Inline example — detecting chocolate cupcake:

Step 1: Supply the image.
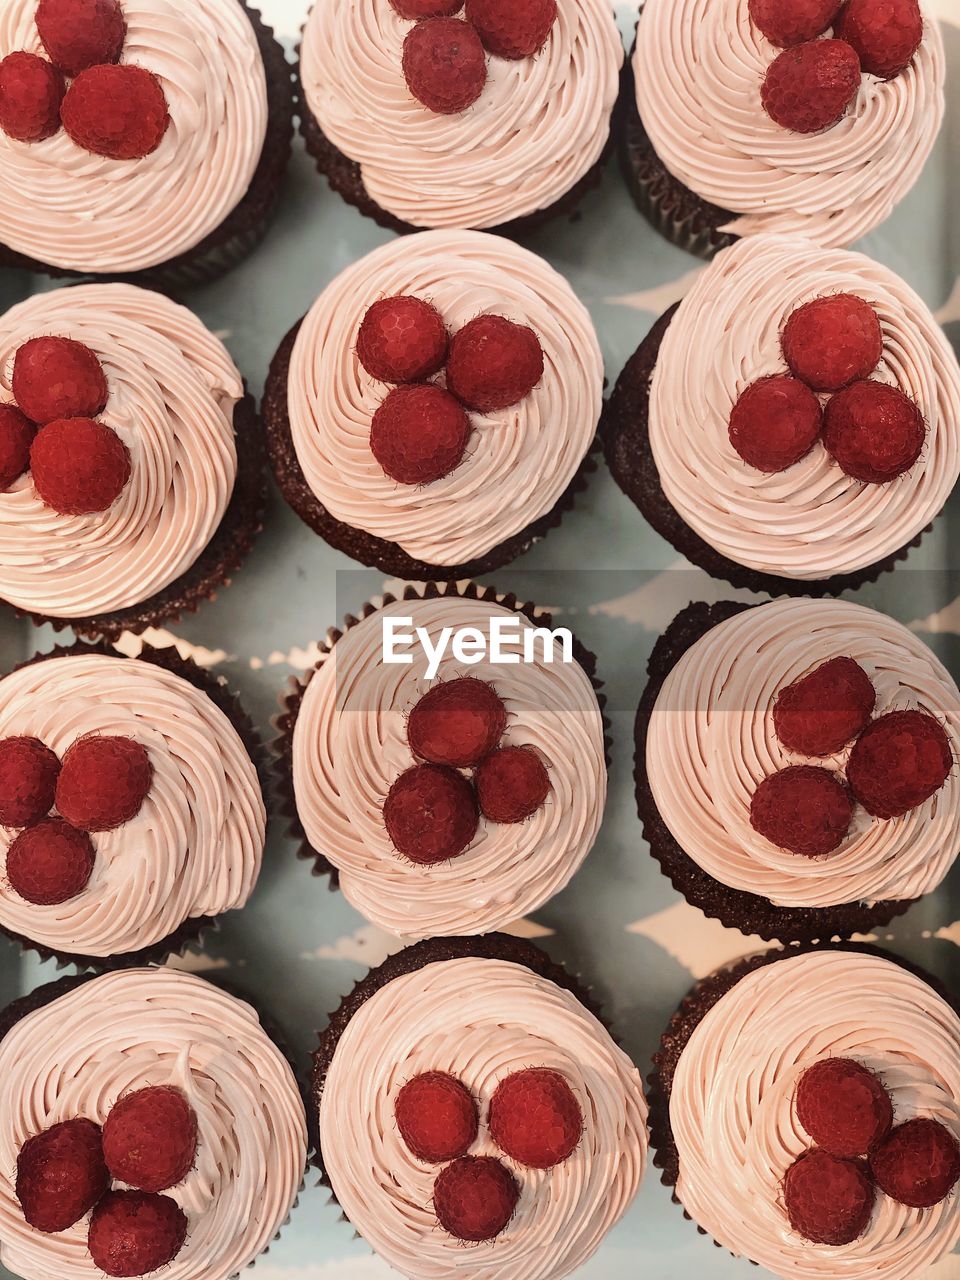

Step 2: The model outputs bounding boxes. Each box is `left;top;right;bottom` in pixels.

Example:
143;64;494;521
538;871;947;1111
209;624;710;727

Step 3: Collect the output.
312;934;648;1280
0;0;293;288
604;235;960;597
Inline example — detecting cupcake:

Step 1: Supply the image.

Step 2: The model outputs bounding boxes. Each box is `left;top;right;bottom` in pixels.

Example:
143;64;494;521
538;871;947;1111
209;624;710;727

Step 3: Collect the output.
604;235;960;596
264;230;603;579
637;597;960;943
0;0;293;287
623;0;945;257
0;966;308;1280
297;0;623;235
0;641;266;968
313;934;648;1280
650;943;960;1279
277;581;608;938
0;282;266;639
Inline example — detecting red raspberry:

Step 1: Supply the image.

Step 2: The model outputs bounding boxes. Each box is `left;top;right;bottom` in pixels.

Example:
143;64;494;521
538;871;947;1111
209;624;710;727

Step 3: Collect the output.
370;384;471;486
383;764;478;865
61;64;169;161
433;1156;519;1242
489;1068;582;1169
0;52;65;143
6;818;95;906
391;0;464;16
446;314;545;413
774;657;876;756
728;375;823;473
102;1087;198;1193
475;746;550;823
30;418;131;516
56;735;152;832
846;709;952;818
870;1118;960;1208
796;1058;893;1157
356;296;449;385
783;1149;874;1245
402;18;487;115
16;1118;109;1234
88;1191;188;1278
782;293;883;391
36;0;126;76
0;736;60;828
823;380;925;484
750;765;853;857
761;39;862;133
0;405;35;491
407;678;507;768
395;1072;478;1163
13;336;108;425
464;0;558;59
748;0;844;47
835;0;924;79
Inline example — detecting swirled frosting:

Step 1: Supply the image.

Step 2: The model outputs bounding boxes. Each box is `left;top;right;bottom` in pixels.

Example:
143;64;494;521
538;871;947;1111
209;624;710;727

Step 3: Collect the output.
293;594;606;936
0;0;268;273
0;284;242;619
634;0;945;247
300;0;622;230
671;950;960;1279
319;956;648;1280
287;231;603;566
0;653;265;956
648;236;960;580
646;598;960;908
0;968;307;1280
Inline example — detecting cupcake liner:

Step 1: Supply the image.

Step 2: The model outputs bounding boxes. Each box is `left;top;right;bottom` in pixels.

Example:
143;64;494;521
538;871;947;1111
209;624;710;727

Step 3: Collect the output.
0;0;294;292
0;637;267;972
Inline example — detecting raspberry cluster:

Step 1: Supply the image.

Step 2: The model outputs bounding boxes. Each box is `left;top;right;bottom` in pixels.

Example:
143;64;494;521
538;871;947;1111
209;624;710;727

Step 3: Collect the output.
0;0;169;159
749;656;953;857
357;296;544;486
783;1056;960;1245
394;1066;583;1242
16;1085;197;1277
729;292;926;484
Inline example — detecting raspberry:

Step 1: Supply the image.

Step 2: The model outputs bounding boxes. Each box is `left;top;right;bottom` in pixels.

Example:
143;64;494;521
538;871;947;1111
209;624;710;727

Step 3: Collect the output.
774;657;876;756
370;384;471;486
402;18;487;115
356;295;449;385
0;405;35;491
748;0;844;47
56;735;152;832
846;709;952;818
0;736;60;827
728;375;823;473
16;1118;109;1234
782;293;883;391
88;1191;188;1278
407;678;507;768
489;1068;582;1169
6;818;95;906
870;1119;960;1208
383;764;478;865
464;0;558;59
13;336;108;425
762;39;861;133
30;418;131;516
36;0;126;76
391;0;464;16
395;1072;478;1163
0;52;65;143
475;746;550;823
796;1058;893;1157
823;380;925;484
750;765;853;857
433;1157;519;1242
783;1149;874;1245
102;1087;198;1193
446;314;545;413
61;64;169;161
835;0;924;79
